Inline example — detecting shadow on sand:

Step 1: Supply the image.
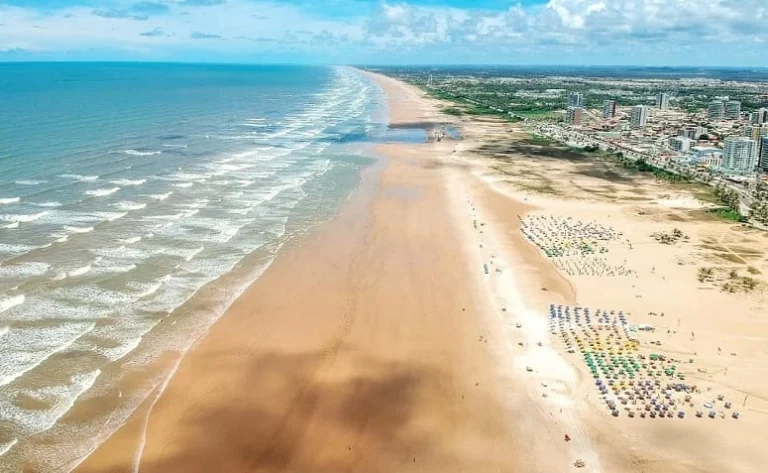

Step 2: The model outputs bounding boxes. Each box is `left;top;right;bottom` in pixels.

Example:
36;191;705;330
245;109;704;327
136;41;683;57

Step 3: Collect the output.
74;347;514;473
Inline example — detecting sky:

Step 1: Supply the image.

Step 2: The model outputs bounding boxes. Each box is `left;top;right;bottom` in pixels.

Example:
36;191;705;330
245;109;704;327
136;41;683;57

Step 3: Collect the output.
0;0;766;66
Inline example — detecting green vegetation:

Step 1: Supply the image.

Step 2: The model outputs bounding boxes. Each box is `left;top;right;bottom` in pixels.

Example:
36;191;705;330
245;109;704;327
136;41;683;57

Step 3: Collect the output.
708;208;746;222
712;183;747;223
608;154;689;183
442;107;463;116
526;133;556;146
749;182;768;226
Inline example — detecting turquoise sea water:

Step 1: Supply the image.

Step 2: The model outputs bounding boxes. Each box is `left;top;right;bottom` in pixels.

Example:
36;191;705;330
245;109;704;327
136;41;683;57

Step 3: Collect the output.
0;63;385;470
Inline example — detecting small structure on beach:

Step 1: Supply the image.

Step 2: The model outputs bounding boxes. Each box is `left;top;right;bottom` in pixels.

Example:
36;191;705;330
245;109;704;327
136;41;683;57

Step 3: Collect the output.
520;214;633;277
548;304;739;422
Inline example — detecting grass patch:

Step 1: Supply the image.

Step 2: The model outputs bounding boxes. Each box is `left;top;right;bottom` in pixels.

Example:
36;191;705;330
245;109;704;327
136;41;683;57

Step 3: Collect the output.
526;133;556;146
513;109;559;120
465;105;502;116
708;207;747;223
442;107;464;116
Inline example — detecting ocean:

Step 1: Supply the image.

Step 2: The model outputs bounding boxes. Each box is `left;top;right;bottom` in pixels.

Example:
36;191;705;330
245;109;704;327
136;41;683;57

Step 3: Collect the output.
0;63;386;471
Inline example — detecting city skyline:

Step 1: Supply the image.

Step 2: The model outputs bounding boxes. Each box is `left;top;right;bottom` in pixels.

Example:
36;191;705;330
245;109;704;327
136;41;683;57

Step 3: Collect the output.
1;0;767;65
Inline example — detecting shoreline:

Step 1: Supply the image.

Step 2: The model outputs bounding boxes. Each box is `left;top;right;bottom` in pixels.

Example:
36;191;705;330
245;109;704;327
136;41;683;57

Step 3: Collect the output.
72;68;768;473
75;69;552;472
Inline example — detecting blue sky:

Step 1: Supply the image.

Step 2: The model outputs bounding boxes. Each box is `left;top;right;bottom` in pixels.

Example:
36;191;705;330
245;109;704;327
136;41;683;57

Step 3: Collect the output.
0;0;766;65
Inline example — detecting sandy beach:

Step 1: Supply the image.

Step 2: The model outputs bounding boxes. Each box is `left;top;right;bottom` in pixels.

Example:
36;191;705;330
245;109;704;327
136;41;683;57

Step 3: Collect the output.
74;70;768;473
75;71;560;473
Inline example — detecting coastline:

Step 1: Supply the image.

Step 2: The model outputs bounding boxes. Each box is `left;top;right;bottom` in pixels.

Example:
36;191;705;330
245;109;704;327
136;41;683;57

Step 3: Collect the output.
75;70;554;472
73;68;768;473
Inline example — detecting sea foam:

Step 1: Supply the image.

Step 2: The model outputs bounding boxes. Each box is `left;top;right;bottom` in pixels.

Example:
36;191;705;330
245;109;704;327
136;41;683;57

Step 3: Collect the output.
85;187;120;197
0;438;17;457
61;174;99;182
0;369;101;434
0;211;47;223
64;225;94;234
0;295;25;313
147;192;172;201
0;322;95;387
114;201;147;211
110;179;147;187
124;150;161;156
68;266;92;277
0;197;20;205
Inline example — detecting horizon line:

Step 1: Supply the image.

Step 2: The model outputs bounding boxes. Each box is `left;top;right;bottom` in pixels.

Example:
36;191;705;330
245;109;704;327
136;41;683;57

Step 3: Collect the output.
1;60;768;70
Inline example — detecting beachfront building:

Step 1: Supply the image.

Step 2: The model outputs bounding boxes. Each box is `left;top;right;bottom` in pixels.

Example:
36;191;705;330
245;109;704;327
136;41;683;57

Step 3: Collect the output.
723;136;758;174
568;92;584;108
760;137;768;172
603;100;617;119
566;106;584;126
656;93;670;109
669;136;693;153
630;105;648;129
725;100;742;120
708;101;725;120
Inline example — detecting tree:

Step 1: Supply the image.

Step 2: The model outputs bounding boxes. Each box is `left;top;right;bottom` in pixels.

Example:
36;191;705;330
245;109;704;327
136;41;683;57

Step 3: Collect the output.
746;182;768;225
723;189;740;211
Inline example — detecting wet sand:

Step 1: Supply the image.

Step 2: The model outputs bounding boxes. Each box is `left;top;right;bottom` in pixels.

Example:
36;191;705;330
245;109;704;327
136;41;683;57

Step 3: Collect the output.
75;72;551;472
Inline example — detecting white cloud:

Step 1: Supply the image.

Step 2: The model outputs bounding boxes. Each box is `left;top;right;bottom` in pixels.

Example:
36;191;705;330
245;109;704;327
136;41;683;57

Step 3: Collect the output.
0;0;765;64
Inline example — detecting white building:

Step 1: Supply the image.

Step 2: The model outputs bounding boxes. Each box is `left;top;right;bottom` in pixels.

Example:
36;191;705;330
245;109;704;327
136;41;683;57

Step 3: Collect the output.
723;136;758;174
656;93;670;109
630;105;648;129
669;136;693;152
725;100;742;120
708;101;725;120
568;92;583;108
602;100;616;119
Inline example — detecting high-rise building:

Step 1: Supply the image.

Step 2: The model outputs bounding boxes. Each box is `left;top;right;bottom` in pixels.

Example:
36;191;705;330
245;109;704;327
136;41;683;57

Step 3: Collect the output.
723;136;758;174
567;92;583;108
753;108;768;124
656;93;670;109
759;137;768;172
630;105;648;129
602;100;616;119
669;137;693;152
725;100;742;120
565;106;584;126
695;126;708;139
745;125;768;141
708;101;725;120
